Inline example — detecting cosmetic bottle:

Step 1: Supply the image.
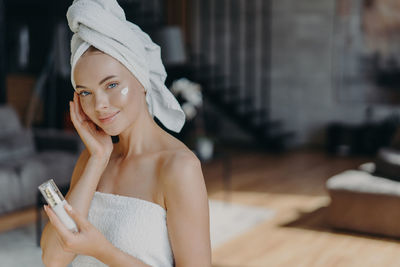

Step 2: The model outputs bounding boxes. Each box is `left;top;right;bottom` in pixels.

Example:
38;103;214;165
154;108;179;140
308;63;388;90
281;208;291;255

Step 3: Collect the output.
38;179;78;233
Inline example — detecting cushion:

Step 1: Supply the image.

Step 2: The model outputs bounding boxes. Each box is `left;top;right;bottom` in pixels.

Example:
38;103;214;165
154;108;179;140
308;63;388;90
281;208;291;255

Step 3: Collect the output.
0;105;22;137
35;151;79;185
326;170;400;196
17;158;47;209
373;147;400;181
0;129;35;163
0;168;21;214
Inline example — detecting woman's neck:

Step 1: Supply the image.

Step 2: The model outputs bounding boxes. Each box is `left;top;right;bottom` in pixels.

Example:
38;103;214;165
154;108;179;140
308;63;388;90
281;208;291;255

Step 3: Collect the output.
112;111;164;159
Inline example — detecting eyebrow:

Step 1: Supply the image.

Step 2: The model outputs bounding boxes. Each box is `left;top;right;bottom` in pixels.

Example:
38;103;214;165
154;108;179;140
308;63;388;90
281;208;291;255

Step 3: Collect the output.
75;75;117;89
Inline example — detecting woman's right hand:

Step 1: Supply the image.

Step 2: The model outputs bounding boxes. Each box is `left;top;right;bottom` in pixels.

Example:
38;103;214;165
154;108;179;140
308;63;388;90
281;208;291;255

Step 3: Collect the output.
69;92;113;162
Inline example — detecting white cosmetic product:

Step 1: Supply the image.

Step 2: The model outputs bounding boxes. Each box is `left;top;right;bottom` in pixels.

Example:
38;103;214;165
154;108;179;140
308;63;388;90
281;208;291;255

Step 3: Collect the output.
38;179;78;233
121;87;129;96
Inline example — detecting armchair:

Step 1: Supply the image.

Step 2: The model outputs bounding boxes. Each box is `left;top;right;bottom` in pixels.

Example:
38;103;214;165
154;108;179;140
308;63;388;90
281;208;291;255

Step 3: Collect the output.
0;104;82;215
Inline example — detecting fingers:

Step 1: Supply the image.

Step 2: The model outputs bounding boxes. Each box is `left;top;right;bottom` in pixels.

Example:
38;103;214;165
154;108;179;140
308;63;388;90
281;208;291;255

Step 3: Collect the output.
74;92;90;122
64;204;89;230
43;205;75;239
71;93;83;124
69;101;79;126
68;92;113;155
73;93;82;121
70;93;94;134
70;93;85;124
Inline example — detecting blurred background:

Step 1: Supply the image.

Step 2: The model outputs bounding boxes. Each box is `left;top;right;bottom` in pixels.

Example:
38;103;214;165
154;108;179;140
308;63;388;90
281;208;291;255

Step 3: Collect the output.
1;0;400;266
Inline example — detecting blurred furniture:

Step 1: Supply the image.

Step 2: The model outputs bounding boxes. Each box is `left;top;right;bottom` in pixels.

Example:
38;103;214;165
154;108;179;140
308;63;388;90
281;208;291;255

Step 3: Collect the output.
6;74;44;126
326;120;397;156
0;104;82;216
326;148;400;238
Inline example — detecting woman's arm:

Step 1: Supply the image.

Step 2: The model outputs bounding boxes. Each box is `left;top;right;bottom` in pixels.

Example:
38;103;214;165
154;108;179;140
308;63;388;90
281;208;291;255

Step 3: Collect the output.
41;92;113;266
40;149;109;266
162;151;212;267
94;241;152;267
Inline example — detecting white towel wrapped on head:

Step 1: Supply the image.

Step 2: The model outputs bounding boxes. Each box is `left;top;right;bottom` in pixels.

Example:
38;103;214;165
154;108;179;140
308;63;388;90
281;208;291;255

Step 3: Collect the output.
66;0;185;133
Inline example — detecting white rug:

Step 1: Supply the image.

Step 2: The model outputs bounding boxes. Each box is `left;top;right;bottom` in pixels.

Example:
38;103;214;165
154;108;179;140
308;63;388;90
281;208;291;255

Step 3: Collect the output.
208;199;275;249
0;223;45;267
0;200;274;266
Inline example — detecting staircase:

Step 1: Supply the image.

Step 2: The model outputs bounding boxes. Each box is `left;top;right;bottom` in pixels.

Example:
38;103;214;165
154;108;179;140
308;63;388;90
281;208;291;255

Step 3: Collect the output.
186;60;294;152
180;0;294;151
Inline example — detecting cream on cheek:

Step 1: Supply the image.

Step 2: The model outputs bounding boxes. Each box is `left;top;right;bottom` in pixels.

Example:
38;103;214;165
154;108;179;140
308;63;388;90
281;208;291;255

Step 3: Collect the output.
107;86;131;106
121;87;129;96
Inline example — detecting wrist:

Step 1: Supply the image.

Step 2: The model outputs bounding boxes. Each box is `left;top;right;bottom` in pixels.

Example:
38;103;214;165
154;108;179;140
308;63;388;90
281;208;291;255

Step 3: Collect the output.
93;239;151;267
88;154;110;169
94;239;120;265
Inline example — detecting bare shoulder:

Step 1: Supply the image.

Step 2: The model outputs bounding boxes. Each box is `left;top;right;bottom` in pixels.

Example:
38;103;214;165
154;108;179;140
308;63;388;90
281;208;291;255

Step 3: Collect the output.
160;148;202;182
159;147;208;208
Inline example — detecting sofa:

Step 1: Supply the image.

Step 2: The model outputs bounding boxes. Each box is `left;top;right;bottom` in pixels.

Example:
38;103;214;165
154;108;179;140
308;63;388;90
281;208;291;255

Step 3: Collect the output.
326;148;400;238
0;104;83;215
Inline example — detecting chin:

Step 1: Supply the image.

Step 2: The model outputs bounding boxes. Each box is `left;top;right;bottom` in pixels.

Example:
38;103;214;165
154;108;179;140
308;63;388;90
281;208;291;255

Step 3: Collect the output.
95;122;122;136
99;118;135;136
103;127;122;136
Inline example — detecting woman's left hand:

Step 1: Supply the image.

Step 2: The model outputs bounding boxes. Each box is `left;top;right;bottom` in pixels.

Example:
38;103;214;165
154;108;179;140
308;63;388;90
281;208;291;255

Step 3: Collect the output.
43;204;110;258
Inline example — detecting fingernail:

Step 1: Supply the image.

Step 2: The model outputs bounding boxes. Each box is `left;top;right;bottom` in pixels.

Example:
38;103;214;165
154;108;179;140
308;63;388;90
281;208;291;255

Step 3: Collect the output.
43;205;47;210
65;204;72;211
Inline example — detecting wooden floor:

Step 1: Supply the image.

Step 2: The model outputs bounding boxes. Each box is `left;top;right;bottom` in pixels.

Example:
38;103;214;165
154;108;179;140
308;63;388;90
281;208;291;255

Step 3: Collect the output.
1;149;400;266
202;149;400;267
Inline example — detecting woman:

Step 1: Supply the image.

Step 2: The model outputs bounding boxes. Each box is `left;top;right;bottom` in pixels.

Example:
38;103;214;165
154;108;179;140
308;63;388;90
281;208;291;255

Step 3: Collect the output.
40;0;211;266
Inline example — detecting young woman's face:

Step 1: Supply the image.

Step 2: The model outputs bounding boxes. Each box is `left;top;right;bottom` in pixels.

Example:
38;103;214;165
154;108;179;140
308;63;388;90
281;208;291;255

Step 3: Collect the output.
73;50;146;136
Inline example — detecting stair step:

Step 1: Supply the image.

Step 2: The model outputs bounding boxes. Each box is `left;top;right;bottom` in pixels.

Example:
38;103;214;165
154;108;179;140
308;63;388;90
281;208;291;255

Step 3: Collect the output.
266;130;294;142
225;95;253;106
191;59;292;151
244;108;270;125
212;86;240;99
261;131;295;151
245;108;268;118
254;120;282;132
218;87;241;100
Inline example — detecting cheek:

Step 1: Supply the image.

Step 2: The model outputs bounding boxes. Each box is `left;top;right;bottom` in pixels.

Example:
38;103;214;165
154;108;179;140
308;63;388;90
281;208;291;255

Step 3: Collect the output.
109;86;132;106
79;99;95;118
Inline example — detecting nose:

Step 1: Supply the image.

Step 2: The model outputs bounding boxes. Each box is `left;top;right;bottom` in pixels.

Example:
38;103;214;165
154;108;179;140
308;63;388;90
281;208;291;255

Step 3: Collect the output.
94;91;110;112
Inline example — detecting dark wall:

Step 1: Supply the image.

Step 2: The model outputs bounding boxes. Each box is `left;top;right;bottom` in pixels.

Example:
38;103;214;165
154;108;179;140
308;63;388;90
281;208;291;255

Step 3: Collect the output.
0;0;6;103
4;0;69;75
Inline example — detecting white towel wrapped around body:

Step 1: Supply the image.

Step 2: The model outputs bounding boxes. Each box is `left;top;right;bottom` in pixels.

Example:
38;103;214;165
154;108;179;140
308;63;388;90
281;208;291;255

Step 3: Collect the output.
66;0;185;132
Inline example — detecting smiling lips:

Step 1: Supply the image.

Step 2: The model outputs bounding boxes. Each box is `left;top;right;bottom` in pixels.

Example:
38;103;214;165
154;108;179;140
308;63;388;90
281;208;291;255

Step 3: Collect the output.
98;111;120;124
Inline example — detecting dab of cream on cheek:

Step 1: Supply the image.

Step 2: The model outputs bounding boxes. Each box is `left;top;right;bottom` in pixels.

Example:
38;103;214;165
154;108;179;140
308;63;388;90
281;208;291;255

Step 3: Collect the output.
121;87;129;96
